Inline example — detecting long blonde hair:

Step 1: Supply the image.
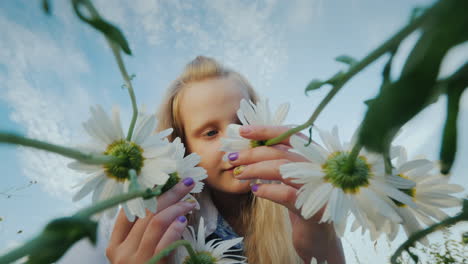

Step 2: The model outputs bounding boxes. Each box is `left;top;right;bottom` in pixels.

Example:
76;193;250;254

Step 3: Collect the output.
156;56;301;263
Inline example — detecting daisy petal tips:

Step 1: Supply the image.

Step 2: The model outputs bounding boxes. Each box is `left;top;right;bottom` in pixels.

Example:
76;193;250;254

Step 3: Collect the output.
69;105;176;221
181;217;247;264
280;127;414;237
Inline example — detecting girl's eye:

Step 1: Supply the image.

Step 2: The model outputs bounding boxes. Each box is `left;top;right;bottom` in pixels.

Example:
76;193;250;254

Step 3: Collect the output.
205;130;218;137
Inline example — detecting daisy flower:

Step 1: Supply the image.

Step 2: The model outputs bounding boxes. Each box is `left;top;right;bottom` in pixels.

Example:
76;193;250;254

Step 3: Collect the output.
279;126;417;237
181;217;247;264
68;105;175;221
162;137;207;208
373;147;464;244
311;257;328;264
220;97;289;161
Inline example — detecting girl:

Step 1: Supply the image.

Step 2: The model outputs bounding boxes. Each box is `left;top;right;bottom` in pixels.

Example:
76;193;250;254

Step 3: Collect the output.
106;56;345;263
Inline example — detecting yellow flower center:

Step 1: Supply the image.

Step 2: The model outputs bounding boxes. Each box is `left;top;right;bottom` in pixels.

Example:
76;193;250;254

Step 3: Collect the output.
103;140;144;182
322;152;371;193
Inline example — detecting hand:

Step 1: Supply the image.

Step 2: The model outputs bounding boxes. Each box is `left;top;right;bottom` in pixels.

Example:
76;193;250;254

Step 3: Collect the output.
227;125;345;264
106;179;197;264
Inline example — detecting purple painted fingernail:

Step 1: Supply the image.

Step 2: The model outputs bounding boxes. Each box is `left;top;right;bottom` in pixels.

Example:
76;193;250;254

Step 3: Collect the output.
251;184;260;192
228;152;239;161
183;177;194;186
177;215;187;223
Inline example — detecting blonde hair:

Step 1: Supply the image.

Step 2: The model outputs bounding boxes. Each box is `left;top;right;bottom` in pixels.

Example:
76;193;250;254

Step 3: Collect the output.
156;56;301;263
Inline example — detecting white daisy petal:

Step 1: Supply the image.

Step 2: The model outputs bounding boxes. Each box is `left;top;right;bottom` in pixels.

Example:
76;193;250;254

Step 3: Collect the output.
133;114;156;145
398;159;433;174
385;174;416;189
398;208;429;246
289;135;327;163
73;173;105;202
273;103;290;125
301;183;333;219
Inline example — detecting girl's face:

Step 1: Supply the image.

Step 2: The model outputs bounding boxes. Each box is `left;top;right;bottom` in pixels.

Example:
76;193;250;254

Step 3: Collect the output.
179;76;251;194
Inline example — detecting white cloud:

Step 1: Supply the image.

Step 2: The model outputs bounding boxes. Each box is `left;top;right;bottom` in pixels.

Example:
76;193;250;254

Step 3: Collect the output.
92;0;289;91
0;15;94;199
286;0;324;28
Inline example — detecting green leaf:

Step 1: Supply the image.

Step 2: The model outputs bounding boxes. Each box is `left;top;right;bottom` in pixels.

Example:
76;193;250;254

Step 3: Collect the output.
27;217;97;264
305;80;325;94
439;63;468;174
359;0;468;153
42;0;51;15
335;55;358;67
72;0;132;55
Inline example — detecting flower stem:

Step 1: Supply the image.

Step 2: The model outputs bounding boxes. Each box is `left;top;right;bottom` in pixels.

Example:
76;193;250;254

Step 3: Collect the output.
0;185;164;263
81;0;138;141
146;240;198;264
390;206;468;264
343;143;362;174
108;39;139;142
0;232;48;264
383;150;393;175
75;185;163;218
265;3;437;146
0;131;119;165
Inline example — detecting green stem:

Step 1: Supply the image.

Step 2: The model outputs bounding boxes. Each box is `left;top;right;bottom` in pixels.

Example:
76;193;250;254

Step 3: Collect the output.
390;211;468;263
108;39;138;142
146;240;198;264
343;143;362;174
265;3;436;146
383;150;393;175
75;185;162;218
0;131;118;165
0;186;164;263
0;232;48;264
82;0;138;141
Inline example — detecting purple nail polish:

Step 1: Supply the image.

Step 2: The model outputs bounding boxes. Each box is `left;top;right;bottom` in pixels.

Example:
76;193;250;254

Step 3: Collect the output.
177;215;187;223
183;177;194;186
228;152;239;161
251;184;259;192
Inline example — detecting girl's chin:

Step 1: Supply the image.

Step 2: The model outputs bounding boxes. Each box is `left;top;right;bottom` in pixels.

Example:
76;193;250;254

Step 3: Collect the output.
207;179;251;194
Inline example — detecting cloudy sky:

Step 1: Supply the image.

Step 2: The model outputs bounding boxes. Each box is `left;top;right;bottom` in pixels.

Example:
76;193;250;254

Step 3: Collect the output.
1;0;467;263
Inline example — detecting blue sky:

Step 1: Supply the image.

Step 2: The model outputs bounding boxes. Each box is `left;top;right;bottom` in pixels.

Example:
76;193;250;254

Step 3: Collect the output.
1;0;467;263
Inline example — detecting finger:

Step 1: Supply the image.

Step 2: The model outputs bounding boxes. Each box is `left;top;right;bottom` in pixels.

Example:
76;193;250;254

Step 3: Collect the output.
154;215;188;255
108;208;136;247
251;183;325;222
239;125;308;144
234;159;302;189
157;178;195;212
138;201;196;256
228;145;307;166
251;183;300;214
121;209;156;252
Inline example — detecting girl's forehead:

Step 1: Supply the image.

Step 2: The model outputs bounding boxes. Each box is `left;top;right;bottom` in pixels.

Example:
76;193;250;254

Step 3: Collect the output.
180;77;249;106
179;77;249;125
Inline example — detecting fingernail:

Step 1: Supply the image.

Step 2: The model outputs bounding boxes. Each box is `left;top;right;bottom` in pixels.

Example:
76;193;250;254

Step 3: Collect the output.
183;197;197;203
240;126;252;135
177;215;187;223
233;165;246;176
251;184;260;192
183;177;194;186
228;152;239;161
